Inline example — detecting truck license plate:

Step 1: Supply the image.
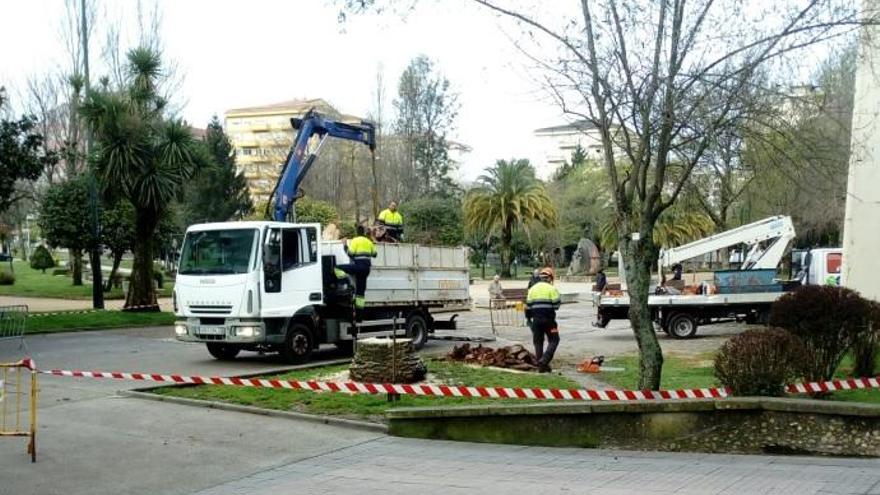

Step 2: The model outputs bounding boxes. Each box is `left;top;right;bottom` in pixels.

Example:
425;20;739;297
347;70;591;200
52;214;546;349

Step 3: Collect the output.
198;326;225;335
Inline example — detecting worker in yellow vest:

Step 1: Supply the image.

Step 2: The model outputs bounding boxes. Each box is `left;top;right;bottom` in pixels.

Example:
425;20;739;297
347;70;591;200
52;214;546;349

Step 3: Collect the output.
337;225;377;320
526;267;561;373
377;201;403;241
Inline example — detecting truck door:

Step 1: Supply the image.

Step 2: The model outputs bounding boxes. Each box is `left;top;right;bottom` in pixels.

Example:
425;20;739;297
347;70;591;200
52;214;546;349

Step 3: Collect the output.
260;225;323;316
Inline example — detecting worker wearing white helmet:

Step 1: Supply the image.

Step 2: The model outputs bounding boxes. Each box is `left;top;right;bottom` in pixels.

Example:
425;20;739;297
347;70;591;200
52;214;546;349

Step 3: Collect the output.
525;267;561;373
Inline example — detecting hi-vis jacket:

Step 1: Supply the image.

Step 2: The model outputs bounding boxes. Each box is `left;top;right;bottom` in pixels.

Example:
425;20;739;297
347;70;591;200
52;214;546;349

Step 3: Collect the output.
377;209;403;227
526;281;561;319
347;236;377;261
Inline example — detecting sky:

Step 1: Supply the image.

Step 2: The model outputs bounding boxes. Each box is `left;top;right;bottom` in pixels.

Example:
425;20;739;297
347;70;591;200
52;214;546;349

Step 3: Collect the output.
0;0;569;183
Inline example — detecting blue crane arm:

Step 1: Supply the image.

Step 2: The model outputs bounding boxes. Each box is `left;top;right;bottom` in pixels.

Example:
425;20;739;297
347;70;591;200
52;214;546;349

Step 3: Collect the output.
271;109;376;221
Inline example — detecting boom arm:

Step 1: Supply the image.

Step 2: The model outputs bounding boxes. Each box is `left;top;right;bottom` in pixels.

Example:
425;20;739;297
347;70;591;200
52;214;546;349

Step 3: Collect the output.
271;109;376;221
659;215;796;271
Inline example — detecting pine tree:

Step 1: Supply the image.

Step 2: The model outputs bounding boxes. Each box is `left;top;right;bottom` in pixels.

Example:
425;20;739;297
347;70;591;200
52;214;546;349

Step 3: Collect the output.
183;116;253;225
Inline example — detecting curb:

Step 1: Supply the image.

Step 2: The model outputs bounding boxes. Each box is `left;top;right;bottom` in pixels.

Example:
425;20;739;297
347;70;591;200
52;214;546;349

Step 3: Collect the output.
119;390;388;434
118;358;388;434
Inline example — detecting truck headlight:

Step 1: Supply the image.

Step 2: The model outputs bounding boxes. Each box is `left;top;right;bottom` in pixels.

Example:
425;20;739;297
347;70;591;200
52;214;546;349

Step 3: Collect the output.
236;326;260;338
175;324;187;336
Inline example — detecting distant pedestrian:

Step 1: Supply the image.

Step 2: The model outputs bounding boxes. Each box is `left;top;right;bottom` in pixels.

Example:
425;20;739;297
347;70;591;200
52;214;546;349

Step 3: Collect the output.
527;268;541;289
488;274;504;309
595;269;607;294
526;267;561;373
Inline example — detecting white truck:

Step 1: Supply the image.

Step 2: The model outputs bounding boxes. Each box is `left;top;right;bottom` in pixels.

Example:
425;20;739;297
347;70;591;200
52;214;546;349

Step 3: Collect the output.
596;216;842;338
172;221;470;362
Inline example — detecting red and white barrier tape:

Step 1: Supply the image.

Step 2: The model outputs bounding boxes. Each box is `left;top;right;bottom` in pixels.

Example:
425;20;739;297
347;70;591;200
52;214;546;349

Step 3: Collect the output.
786;376;880;394
19;359;880;401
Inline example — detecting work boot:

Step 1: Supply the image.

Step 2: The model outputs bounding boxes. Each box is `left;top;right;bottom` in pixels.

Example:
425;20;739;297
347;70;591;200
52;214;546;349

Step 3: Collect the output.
538;363;552;373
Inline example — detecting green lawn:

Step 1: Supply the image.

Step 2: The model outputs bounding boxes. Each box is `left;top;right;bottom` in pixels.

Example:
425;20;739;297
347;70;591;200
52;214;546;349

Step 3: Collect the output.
0;260;172;300
27;311;176;334
601;352;880;404
153;360;581;420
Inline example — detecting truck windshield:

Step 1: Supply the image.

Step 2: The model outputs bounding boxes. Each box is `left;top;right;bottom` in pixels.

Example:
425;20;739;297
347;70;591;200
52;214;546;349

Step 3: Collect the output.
178;229;256;275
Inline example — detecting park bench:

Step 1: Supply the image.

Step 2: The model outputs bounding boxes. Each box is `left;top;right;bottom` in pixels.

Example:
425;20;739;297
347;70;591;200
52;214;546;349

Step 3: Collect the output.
500;288;528;301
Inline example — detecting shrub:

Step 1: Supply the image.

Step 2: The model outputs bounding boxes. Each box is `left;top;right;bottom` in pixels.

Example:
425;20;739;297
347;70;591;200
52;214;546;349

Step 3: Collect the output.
51;267;70;276
399;197;464;246
153;270;164;289
294;197;339;226
0;271;15;285
714;328;808;396
29;245;56;273
769;285;874;382
852;302;880;377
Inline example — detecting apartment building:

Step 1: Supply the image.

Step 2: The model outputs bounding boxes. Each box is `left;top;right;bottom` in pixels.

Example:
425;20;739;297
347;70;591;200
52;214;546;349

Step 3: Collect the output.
224;98;360;204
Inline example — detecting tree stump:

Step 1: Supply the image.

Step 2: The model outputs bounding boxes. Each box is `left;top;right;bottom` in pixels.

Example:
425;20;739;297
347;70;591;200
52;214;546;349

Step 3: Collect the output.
349;338;427;383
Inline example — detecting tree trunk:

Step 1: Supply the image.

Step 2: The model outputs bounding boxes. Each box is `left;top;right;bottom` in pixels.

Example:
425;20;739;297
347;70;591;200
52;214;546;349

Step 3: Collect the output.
104;250;123;292
126;210;159;311
621;227;664;390
70;248;83;286
370;151;379;219
500;225;512;278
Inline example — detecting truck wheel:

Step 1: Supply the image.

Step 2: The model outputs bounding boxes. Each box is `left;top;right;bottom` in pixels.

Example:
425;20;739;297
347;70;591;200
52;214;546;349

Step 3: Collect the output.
206;343;240;360
406;312;429;350
668;313;698;339
279;323;314;364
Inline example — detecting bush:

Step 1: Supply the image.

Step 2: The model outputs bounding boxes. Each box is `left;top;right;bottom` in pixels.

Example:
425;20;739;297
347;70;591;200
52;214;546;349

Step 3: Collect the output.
852;302;880;377
51;268;70;276
714;328;808;396
30;245;56;273
399;197;464;246
769;285;874;382
153;270;164;289
294;197;339;226
0;271;15;285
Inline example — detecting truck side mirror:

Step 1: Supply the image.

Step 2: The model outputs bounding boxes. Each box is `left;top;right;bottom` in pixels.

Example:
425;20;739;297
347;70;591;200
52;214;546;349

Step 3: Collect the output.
263;229;282;293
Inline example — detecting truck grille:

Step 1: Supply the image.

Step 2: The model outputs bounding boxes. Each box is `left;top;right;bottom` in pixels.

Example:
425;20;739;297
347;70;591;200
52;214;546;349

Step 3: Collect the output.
188;304;233;315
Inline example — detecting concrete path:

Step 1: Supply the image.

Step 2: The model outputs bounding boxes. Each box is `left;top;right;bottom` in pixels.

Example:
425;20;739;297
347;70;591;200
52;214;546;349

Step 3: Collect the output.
194;436;880;495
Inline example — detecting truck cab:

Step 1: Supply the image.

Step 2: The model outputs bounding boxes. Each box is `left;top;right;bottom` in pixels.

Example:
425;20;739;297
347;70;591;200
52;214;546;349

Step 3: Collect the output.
173;221;468;362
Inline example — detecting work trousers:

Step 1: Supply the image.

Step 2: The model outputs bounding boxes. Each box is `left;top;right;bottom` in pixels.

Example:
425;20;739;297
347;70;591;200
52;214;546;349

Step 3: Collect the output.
336;258;371;309
530;316;560;366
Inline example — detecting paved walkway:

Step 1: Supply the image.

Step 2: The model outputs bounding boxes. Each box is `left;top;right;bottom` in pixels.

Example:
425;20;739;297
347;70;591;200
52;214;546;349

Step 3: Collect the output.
195;436;880;495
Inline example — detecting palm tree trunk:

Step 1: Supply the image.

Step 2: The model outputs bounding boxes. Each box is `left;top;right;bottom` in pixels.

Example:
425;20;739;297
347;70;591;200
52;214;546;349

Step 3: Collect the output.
125;210;159;311
500;224;513;278
70;248;83;286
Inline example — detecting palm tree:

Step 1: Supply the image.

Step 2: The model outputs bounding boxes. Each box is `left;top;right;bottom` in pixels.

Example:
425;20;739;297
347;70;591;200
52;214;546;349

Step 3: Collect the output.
464;159;557;277
81;47;202;311
599;207;715;253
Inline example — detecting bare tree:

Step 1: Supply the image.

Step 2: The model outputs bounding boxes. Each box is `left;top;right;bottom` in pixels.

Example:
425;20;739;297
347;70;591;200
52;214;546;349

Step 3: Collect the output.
458;0;874;388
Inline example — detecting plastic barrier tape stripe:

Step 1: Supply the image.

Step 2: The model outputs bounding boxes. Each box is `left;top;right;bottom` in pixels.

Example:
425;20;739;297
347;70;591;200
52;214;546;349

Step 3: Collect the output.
19;360;880;402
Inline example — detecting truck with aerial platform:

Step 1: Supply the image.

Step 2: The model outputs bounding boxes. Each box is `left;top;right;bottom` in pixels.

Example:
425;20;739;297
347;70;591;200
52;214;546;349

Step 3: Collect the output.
595;216;841;338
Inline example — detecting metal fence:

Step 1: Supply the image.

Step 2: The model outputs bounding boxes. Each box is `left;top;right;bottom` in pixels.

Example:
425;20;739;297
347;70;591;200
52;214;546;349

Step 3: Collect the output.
488;299;527;334
1;359;37;462
0;305;28;352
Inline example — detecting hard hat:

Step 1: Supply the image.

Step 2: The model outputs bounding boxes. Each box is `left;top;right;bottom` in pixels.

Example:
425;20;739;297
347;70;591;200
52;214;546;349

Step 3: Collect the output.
539;267;555;280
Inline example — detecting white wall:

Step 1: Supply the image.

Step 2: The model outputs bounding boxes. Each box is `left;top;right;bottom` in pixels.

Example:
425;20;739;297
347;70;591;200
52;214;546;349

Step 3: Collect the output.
842;0;880;301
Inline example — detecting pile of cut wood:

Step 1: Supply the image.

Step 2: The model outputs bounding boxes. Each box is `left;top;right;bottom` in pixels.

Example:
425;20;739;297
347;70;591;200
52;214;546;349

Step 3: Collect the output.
445;343;538;371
